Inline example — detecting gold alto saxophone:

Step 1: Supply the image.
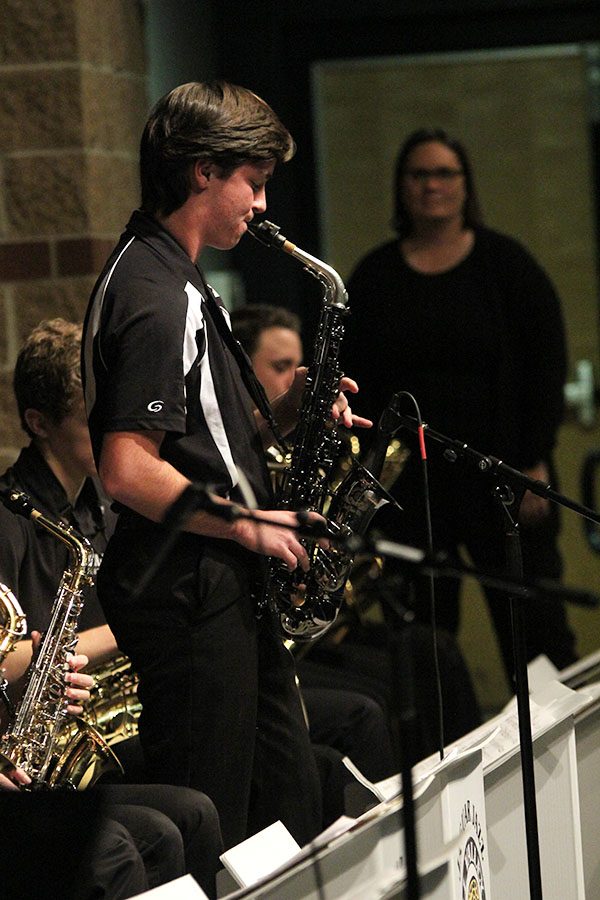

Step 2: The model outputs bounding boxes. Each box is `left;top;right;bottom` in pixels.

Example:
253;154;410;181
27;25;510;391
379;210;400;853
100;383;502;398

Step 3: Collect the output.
248;220;391;640
0;583;27;666
0;583;28;718
0;490;122;789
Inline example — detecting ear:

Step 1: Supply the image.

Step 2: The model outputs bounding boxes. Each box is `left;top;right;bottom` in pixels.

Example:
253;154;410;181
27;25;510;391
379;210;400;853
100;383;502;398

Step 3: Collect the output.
192;160;214;191
23;408;49;438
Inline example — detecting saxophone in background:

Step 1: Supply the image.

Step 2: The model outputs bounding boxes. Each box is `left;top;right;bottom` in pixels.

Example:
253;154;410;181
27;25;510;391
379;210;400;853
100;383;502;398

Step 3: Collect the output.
0;490;121;789
0;583;27;667
82;654;141;749
0;583;28;721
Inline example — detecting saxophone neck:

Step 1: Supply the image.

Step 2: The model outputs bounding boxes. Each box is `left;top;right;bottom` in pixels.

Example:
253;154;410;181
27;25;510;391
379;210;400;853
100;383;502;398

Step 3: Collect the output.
4;490;94;574
289;245;348;309
247;220;348;309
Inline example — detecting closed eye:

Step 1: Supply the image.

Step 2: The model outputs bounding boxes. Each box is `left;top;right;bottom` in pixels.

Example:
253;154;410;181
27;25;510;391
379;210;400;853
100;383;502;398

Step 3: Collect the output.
271;360;294;373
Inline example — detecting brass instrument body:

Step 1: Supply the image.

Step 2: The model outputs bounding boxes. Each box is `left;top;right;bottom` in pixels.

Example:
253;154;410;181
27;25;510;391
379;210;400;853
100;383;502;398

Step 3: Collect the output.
44;715;123;790
312;463;392;593
249;221;347;639
0;490;121;789
249;221;390;641
81;654;141;746
0;583;27;665
56;654;141;787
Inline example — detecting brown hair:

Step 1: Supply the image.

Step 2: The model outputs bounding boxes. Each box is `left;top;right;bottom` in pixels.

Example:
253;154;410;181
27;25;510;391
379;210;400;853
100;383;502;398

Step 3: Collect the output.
13;318;82;436
140;81;296;216
230;304;301;358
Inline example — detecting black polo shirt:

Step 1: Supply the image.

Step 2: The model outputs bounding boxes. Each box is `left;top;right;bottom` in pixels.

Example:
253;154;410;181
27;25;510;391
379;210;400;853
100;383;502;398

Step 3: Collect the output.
0;444;112;634
82;209;271;513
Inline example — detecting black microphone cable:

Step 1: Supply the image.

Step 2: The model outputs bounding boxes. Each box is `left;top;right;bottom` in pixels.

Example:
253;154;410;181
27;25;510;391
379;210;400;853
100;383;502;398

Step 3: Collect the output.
393;391;445;761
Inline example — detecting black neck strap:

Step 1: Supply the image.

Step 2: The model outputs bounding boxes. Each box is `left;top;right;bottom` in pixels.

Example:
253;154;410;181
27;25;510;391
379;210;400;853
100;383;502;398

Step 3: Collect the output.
196;267;289;451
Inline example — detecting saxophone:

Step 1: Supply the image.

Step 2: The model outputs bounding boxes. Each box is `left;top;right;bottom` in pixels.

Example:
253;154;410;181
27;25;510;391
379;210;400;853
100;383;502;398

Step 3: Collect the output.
0;583;28;719
0;490;122;789
0;583;27;666
81;654;141;748
248;220;390;640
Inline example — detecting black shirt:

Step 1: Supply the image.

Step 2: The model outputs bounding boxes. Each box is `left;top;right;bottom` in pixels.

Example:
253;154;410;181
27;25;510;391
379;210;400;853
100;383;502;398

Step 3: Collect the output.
343;226;567;469
0;444;112;634
83;209;271;513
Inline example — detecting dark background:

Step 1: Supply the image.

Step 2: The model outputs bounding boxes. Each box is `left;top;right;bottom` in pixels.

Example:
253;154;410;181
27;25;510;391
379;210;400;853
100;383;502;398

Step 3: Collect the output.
196;0;600;347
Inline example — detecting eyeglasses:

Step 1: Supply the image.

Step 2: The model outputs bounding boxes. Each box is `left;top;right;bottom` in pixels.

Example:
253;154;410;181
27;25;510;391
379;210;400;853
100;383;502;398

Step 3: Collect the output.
404;167;464;183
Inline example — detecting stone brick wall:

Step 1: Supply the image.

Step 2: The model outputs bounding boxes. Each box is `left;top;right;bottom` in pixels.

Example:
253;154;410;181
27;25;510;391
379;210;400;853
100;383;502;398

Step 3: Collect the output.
0;0;148;469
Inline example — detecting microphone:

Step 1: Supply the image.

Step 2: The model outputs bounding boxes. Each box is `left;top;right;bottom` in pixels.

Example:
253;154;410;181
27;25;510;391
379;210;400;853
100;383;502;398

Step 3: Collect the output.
294;509;341;540
362;392;403;476
162;483;241;531
132;483;240;601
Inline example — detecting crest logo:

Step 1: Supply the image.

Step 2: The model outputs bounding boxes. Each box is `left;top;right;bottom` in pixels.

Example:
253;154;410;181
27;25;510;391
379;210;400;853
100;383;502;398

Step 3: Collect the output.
461;835;485;900
458;801;486;900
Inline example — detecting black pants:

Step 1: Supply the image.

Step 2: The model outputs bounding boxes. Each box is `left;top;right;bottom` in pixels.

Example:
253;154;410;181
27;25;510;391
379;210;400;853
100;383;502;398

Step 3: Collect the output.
85;804;184;898
99;532;322;851
98;783;223;898
303;687;394;782
0;791;146;900
77;815;148;900
298;622;481;767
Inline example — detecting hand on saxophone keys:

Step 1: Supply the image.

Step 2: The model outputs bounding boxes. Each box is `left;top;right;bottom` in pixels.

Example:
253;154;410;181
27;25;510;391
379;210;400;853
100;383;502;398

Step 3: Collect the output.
232;507;321;572
269;371;372;442
30;630;94;716
64;652;94;715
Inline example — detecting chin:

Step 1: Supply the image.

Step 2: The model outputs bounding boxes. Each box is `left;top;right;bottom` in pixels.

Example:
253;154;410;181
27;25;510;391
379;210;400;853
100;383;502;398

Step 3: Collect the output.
227;224;248;248
211;236;241;251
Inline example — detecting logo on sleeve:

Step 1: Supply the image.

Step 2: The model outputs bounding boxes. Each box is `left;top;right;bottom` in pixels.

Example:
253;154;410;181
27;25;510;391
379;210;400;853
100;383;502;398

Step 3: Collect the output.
147;400;164;412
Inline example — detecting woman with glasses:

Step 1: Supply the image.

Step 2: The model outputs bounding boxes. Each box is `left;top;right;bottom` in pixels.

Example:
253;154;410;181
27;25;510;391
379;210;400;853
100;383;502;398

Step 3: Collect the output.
342;128;576;690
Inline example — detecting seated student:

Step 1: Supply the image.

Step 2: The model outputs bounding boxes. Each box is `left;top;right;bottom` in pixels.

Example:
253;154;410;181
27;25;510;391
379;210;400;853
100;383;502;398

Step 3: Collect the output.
0;643;182;899
230;303;482;764
0;318;223;897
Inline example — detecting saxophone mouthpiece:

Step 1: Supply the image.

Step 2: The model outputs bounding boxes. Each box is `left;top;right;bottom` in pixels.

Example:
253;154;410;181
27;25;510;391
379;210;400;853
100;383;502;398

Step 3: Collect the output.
247;220;288;250
1;489;40;522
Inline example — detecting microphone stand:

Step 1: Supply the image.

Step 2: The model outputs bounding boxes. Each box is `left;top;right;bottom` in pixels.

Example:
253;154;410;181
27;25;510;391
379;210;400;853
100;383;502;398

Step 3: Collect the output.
492;478;543;899
345;530;598;900
390;416;600;527
383;413;600;900
129;481;597;899
360;568;421;900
